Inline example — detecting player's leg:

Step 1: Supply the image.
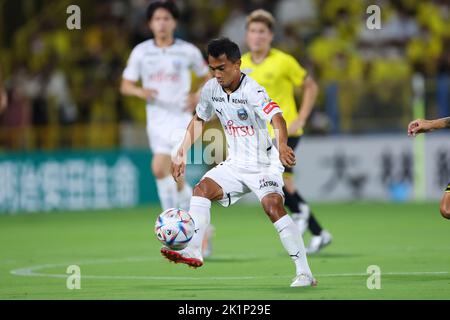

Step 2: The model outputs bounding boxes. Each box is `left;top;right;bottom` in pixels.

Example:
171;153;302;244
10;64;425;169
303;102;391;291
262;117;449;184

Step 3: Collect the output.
289;186;332;253
175;176;193;211
261;193;316;287
173;114;195;211
282;137;311;234
161;177;223;267
283;137;332;253
283;173;310;234
439;183;450;219
152;153;178;210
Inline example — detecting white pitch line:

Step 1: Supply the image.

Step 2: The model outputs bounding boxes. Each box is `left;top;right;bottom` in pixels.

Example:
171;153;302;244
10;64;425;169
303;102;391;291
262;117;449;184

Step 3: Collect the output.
9;256;450;281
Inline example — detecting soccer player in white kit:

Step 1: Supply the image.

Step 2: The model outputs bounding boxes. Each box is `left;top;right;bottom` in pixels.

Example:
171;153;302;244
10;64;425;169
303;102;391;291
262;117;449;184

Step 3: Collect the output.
163;38;316;287
120;1;210;211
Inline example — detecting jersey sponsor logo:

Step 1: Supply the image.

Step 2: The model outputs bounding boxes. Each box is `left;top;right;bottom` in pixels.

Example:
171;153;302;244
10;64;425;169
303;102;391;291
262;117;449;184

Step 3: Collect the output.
212;96;225;103
259;178;279;189
224;120;255;137
144;52;159;57
237;108;248;120
215;108;223;116
148;70;180;82
232;98;248;104
263;101;280;114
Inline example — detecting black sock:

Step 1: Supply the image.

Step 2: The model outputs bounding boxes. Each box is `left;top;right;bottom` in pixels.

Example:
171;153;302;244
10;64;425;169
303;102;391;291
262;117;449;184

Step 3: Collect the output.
283;187;300;214
308;214;323;236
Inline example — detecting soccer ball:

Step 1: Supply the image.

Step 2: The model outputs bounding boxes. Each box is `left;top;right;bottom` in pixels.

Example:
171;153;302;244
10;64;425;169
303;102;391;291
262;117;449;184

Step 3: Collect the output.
155;208;195;250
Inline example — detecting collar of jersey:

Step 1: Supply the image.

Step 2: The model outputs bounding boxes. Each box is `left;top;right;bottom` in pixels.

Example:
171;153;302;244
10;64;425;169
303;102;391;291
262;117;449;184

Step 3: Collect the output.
221;73;246;95
150;38;178;49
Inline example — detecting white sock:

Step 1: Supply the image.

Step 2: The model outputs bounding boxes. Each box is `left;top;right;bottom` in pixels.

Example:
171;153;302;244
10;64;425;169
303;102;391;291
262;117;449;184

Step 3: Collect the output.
186;196;211;256
156;176;178;211
274;215;312;276
177;183;193;211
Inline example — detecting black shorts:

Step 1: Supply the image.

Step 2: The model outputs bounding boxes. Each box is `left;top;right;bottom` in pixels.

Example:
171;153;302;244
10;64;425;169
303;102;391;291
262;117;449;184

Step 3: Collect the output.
284;137;301;174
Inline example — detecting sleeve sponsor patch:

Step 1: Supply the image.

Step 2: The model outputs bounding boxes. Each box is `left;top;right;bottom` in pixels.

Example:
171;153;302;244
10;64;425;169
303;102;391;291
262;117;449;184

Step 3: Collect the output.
263;101;280;114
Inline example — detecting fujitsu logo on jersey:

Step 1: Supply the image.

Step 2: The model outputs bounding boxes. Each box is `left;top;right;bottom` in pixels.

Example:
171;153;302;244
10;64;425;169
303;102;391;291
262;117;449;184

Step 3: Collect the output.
149;70;180;82
224;120;255;137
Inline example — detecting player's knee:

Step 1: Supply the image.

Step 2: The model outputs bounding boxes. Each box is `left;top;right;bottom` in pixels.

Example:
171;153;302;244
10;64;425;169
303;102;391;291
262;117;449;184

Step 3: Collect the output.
193;181;213;199
439;203;450;220
261;194;286;223
151;161;167;179
152;167;167;179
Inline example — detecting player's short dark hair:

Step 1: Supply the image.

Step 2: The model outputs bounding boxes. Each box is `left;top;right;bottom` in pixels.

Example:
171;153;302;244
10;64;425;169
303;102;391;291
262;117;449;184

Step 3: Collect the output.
207;38;241;63
146;1;180;21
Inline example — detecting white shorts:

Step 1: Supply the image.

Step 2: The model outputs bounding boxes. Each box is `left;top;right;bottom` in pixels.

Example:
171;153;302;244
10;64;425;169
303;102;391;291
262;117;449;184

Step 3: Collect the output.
202;160;285;207
146;107;191;156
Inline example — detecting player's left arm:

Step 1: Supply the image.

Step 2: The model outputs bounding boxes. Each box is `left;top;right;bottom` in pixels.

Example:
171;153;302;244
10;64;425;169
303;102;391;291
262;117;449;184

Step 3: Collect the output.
288;75;319;136
271;113;296;168
251;86;296;167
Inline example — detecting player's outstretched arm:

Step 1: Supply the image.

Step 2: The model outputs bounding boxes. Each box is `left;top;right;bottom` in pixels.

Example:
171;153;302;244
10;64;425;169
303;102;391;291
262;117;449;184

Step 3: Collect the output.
172;114;205;181
120;79;158;102
271;113;296;168
408;117;450;136
288;76;319;136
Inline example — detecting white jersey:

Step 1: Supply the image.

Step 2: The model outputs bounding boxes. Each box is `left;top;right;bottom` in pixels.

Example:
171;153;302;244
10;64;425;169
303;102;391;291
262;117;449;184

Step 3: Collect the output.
123;38;209;123
196;74;284;170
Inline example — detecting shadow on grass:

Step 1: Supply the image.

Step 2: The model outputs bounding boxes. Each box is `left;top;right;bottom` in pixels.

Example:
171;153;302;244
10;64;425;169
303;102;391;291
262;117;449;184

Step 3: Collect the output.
307;252;365;259
203;256;265;263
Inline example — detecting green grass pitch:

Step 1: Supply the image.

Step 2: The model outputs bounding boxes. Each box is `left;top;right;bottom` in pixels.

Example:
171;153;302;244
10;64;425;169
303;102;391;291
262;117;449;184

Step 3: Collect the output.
0;202;449;300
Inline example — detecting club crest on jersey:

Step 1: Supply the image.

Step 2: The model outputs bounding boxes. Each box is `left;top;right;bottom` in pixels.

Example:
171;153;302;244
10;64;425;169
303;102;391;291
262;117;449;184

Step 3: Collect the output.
172;60;182;71
237;108;248;120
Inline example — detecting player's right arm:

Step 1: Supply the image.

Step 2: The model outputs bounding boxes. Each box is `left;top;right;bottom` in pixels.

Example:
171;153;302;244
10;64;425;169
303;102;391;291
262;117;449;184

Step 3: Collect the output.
408;117;450;136
172;114;206;181
120;46;158;101
120;79;158;101
172;81;213;181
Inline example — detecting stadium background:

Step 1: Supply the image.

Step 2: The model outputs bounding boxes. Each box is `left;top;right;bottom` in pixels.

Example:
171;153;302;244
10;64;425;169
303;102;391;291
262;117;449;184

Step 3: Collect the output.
0;0;450;300
1;0;450;212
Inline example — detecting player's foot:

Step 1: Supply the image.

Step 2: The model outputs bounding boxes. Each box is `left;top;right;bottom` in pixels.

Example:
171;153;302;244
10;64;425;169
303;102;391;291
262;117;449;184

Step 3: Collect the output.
307;230;332;254
202;225;215;258
290;273;317;287
160;247;203;268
